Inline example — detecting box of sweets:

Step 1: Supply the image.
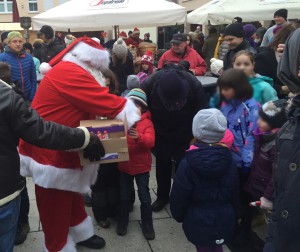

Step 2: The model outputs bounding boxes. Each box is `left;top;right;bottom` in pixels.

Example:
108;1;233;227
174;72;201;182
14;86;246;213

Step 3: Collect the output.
79;119;129;165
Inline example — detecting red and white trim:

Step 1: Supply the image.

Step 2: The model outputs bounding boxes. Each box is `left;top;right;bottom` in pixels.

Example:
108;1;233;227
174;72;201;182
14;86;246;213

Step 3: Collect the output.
20;155;98;194
43;235;76;252
70;41;110;71
69;216;94;243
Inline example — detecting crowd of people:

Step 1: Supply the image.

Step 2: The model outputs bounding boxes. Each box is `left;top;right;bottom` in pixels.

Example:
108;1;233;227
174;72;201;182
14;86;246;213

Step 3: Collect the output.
0;7;300;252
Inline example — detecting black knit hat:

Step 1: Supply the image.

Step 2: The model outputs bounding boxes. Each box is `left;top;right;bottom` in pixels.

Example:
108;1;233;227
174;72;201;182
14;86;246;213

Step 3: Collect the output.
259;99;288;129
23;42;33;54
233;17;243;24
157;69;190;111
1;31;9;43
274;9;288;20
39;25;54;39
224;23;244;38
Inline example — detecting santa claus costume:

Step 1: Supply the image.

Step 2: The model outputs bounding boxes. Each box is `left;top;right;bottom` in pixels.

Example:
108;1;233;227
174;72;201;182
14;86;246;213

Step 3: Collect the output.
18;37;140;252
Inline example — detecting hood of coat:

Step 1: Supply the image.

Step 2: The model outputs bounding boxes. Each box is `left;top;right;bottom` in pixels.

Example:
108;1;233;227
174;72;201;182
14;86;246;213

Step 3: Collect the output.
248;74;274;87
185;143;232;179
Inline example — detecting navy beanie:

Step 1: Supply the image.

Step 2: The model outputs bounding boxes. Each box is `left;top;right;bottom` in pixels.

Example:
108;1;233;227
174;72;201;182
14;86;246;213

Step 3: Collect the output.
157;69;190;110
224;23;244;38
1;31;9;43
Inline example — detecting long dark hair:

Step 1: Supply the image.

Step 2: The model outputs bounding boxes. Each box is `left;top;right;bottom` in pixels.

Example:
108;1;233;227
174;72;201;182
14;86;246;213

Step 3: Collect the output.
217;68;253;100
101;68;119;95
269;24;296;51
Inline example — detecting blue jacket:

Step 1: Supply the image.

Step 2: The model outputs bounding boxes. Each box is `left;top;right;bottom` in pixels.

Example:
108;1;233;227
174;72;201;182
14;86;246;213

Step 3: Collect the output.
221;98;259;172
0;46;37;101
170;143;239;247
248;75;278;105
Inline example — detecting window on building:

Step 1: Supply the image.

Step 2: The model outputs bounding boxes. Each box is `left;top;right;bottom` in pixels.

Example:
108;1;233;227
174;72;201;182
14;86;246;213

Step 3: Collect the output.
29;0;38;12
0;0;12;13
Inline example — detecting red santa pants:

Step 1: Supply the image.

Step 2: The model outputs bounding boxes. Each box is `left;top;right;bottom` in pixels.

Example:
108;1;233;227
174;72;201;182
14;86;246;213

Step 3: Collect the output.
35;185;94;252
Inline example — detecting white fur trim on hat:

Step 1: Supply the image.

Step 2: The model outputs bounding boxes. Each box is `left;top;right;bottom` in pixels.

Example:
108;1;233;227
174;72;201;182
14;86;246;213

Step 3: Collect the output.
71;41;110;71
40;62;52;75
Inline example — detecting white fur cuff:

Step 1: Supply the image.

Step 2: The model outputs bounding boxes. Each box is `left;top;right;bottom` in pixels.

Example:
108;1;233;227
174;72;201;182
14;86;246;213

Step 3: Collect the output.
115;98;140;128
77;127;90;149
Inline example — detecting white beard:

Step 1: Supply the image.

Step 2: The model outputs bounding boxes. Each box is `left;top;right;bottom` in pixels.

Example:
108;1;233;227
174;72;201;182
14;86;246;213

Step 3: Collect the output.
87;68;106;87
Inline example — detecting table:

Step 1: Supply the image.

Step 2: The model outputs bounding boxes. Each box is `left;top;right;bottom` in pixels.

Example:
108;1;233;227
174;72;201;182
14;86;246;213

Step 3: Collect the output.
196;76;217;88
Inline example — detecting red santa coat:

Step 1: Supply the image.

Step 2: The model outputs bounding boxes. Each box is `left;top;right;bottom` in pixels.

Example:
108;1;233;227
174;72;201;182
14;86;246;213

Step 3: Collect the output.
19;60;127;193
118;111;155;175
157;46;206;76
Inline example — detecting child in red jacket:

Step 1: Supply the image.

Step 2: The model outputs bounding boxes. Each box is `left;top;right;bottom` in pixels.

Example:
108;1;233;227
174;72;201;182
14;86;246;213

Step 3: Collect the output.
117;88;155;240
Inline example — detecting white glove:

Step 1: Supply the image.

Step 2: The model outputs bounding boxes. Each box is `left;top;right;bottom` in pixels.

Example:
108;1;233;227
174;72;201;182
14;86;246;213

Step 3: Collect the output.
260;197;273;211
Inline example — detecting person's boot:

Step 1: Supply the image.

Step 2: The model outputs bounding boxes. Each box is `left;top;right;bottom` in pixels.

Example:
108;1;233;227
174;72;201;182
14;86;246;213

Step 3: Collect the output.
92;191;108;224
116;201;129;236
14;222;30;245
77;235;105;249
141;203;155;240
151;198;168;212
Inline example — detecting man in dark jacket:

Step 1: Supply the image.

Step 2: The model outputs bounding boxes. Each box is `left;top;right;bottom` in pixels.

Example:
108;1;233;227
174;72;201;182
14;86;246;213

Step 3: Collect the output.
263;28;300;252
141;64;208;211
39;25;65;63
223;23;256;70
0;80;104;252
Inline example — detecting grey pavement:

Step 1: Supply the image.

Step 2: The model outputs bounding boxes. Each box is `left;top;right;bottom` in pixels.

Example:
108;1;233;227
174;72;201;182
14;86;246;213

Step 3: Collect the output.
14;164;266;252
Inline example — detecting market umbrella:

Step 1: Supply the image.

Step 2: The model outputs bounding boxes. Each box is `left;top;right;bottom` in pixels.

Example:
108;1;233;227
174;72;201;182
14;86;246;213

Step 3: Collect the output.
32;0;186;32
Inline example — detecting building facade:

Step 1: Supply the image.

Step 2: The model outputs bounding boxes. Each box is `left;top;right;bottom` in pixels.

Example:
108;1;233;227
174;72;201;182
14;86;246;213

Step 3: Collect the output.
0;0;70;22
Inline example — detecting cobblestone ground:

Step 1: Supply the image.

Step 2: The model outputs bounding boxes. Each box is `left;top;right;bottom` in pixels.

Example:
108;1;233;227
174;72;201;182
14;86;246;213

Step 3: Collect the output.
14;161;266;252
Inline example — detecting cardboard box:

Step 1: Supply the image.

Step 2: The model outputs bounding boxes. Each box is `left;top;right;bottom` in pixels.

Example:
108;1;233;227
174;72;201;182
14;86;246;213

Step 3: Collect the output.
79;119;128;165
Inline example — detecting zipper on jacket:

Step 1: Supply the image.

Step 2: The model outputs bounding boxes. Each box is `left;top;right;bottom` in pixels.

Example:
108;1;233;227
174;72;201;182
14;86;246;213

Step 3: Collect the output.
17;57;25;92
238;118;245;144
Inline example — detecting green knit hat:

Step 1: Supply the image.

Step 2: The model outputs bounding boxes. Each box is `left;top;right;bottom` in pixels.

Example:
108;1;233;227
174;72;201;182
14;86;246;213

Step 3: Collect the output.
7;31;23;43
128;88;148;108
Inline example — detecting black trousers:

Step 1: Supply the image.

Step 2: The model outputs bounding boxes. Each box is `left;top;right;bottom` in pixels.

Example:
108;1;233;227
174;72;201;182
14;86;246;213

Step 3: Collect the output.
155;137;188;201
91;163;120;221
18;177;29;225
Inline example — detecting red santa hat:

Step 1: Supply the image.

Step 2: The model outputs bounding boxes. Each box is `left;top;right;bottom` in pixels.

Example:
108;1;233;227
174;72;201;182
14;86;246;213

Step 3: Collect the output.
40;37;109;75
132;27;140;35
118;31;127;39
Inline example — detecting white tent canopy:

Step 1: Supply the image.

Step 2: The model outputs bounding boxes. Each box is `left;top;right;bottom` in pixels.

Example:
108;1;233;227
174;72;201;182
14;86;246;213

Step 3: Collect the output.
32;0;186;32
188;0;300;25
